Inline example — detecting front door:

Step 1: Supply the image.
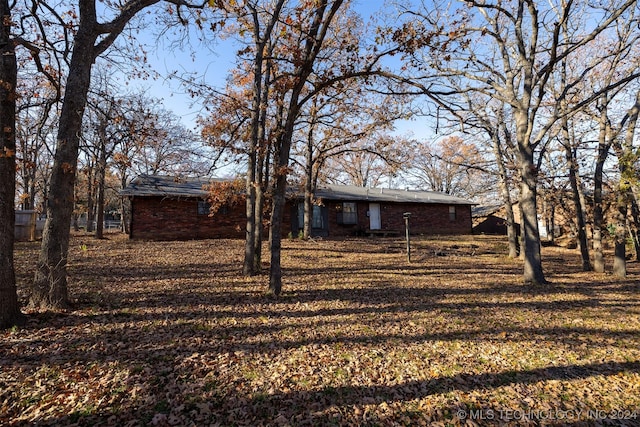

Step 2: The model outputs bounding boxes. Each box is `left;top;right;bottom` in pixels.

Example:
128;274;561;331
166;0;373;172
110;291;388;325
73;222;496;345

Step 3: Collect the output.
369;203;381;230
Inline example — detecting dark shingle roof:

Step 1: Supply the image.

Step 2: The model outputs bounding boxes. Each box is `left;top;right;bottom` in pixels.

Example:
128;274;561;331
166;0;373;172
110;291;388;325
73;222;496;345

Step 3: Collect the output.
472;204;504;218
121;175;475;205
120;175;220;198
312;184;474;205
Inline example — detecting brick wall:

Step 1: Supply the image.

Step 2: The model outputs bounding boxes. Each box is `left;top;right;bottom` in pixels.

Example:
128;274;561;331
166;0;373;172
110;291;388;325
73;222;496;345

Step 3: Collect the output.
388;202;472;235
348;201;471;236
130;196;472;240
129;197;246;240
285;200;472;237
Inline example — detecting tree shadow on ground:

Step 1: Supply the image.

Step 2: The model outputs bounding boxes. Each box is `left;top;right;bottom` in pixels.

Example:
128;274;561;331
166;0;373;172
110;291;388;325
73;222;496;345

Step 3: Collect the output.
11;359;639;426
7;236;640;426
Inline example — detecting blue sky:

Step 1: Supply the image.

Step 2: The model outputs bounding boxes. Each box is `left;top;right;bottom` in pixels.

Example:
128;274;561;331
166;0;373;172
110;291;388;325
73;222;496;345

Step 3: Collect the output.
129;0;384;126
119;0;431;140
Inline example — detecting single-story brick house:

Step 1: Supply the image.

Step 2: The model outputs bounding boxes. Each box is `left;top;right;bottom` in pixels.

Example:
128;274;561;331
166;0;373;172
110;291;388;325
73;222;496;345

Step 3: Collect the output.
121;175;474;240
287;184;474;238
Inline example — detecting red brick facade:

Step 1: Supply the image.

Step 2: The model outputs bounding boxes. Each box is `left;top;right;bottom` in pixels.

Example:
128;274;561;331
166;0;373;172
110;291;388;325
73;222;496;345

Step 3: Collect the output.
128;196;472;240
286;200;472;237
129;197;247;240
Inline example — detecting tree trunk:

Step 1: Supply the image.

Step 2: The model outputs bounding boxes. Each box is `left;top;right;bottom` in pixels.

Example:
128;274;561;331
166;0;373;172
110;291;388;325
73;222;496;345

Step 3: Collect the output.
270;99;303;296
490;126;518;258
86;164;95;232
592;117;609;273
518;200;526;260
628;192;640;260
303;107;317;240
613;191;627;278
253;144;269;273
611;91;640;277
565;143;591;271
502;179;519;258
548;202;556;244
72;213;80;232
243;45;263;277
95;135;107;239
121;197;131;234
269;171;287;296
0;0;25;328
303;149;313;240
31;29;95;309
95;170;105;238
252;57;274;273
243;154;258;276
517;144;547;285
120;175;130;234
268;0;344;295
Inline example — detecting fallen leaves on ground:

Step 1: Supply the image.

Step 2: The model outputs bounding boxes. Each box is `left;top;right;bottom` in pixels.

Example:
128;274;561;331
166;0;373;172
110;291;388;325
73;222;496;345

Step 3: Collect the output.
2;234;640;426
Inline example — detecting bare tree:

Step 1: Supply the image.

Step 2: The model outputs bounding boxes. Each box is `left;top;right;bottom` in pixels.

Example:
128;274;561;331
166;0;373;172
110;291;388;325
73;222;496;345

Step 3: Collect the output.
293;87;406;238
267;0;348;295
610;90;640;277
391;0;640;284
407;135;492;199
30;0;206;309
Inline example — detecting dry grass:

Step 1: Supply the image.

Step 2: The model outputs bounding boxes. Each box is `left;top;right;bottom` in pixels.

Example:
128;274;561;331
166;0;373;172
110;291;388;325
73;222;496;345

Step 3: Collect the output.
2;234;640;426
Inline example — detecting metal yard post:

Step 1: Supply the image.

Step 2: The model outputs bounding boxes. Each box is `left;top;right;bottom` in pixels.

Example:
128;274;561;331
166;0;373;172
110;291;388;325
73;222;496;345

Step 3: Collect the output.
403;212;411;263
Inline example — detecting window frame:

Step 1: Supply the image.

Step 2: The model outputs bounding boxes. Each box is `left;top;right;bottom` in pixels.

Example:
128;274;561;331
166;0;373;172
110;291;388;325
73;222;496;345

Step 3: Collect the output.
197;200;211;216
338;202;358;225
449;205;457;221
297;203;325;229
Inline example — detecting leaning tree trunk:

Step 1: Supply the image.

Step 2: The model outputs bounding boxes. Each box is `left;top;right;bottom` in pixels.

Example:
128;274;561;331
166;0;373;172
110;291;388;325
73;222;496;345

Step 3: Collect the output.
0;0;25;328
611;91;640;277
31;30;95;309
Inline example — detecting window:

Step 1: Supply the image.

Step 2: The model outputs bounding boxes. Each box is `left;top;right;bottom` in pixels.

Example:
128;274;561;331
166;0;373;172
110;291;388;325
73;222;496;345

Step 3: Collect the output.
297;203;304;228
337;202;357;225
312;205;324;229
298;203;324;229
449;205;456;221
197;200;211;215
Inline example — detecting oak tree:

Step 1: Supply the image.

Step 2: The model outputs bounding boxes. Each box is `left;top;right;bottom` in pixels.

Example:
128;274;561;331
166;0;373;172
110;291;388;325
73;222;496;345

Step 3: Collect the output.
390;0;639;284
29;0;206;309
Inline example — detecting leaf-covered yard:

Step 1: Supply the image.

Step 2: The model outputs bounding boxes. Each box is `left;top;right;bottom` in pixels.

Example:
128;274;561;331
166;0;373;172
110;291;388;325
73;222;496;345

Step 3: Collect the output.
2;234;640;426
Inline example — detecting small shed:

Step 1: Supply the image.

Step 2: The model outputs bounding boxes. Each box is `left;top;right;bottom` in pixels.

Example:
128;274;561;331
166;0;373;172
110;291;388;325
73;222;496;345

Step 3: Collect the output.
472;204;517;235
15;210;45;241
